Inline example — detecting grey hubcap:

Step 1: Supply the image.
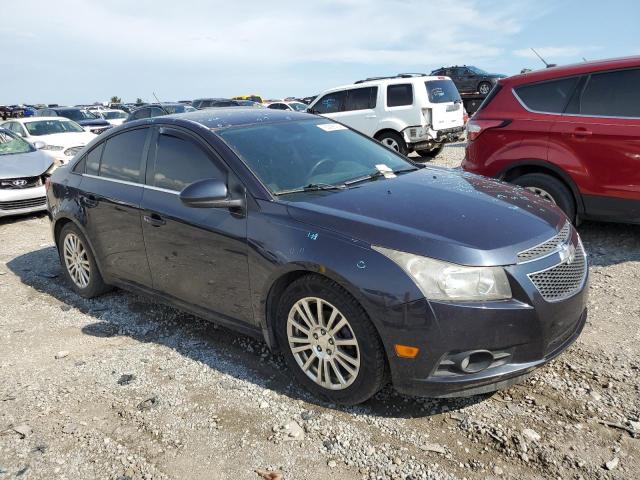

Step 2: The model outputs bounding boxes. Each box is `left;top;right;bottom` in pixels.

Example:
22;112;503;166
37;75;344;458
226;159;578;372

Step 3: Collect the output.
287;297;360;390
63;233;91;288
526;186;557;204
381;137;400;152
479;83;491;95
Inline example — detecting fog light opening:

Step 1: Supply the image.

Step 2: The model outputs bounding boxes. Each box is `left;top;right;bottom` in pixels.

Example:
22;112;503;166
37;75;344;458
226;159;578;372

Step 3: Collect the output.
458;350;494;374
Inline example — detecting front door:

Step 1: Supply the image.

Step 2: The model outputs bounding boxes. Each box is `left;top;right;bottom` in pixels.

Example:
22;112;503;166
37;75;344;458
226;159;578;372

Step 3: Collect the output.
140;126;253;323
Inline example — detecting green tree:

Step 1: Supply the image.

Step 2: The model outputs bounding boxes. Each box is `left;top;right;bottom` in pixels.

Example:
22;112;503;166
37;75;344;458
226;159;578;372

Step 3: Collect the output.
110;96;122;104
136;97;144;104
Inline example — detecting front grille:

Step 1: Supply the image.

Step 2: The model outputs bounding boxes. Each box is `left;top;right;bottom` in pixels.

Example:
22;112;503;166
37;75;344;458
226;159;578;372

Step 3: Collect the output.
64;146;83;156
0;197;46;211
518;222;571;263
0;176;42;189
528;241;587;302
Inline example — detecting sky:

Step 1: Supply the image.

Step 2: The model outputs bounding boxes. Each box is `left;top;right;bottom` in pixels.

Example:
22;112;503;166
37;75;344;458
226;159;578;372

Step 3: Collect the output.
1;0;639;105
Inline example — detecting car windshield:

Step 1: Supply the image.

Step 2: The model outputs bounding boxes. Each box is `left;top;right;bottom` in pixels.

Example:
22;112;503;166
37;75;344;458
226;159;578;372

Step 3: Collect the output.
468;66;489;75
217;119;415;194
0;130;34;156
25;120;85;136
102;111;127;119
61;109;97;121
425;80;462;104
289;102;308;112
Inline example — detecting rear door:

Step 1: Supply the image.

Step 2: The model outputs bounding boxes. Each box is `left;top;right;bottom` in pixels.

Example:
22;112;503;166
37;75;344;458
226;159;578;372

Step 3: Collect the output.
80;127;152;287
140;126;253;322
549;68;640;219
424;79;464;130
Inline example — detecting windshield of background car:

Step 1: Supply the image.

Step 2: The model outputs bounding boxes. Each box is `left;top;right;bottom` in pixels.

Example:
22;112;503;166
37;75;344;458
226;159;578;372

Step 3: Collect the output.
468;66;489;75
103;111;127;119
289;102;308;112
0;129;34;156
62;109;97;121
217;119;414;194
25;120;85;135
425;80;462;104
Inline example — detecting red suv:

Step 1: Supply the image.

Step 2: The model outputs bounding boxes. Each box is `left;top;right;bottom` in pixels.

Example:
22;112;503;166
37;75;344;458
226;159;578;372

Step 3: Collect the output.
463;56;640;224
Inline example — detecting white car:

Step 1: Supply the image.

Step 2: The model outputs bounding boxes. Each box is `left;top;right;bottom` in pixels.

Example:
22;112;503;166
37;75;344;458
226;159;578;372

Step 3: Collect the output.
265;101;309;112
91;109;128;126
0;117;96;165
308;74;465;158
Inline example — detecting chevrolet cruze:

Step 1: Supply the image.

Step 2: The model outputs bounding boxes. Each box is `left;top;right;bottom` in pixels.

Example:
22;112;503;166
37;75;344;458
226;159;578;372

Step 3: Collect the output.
46;109;588;405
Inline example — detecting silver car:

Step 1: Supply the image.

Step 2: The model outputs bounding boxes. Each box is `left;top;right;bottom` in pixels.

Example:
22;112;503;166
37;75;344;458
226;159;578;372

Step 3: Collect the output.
0;128;54;217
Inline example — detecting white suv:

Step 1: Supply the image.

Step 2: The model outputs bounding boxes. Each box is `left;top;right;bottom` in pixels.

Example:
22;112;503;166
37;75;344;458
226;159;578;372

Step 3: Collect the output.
308;74;465;157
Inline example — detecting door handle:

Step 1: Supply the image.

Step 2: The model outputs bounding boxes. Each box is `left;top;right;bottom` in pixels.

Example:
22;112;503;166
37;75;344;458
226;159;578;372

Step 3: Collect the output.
365;114;377;119
143;214;166;227
80;194;97;208
573;127;592;137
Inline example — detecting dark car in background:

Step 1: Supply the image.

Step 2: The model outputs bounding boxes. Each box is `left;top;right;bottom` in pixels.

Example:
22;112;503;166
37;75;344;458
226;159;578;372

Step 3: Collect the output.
192;98;242;109
47;109;587;405
430;66;506;95
463;56;640;224
125;103;196;122
37;107;111;134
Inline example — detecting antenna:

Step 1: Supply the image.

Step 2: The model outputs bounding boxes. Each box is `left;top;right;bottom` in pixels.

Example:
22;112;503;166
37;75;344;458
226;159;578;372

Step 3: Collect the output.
582;57;588;62
531;48;549;67
153;92;162;103
152;92;169;115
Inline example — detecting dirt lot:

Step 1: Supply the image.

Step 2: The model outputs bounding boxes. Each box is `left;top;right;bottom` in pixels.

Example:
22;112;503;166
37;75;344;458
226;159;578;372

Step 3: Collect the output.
1;145;639;480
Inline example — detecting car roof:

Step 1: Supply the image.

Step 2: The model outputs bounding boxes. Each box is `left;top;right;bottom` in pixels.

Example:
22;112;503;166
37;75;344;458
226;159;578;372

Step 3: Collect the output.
192;97;233;101
164;107;312;129
13;116;72;123
504;55;640;85
322;75;448;93
47;106;81;111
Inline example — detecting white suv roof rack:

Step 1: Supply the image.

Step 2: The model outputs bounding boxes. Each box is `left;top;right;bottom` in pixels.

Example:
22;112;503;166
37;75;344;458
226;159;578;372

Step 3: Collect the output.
354;73;428;84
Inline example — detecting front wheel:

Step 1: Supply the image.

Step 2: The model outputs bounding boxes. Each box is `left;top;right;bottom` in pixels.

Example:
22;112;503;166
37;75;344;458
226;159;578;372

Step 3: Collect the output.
478;82;492;95
512;173;576;222
376;131;408;156
276;275;387;405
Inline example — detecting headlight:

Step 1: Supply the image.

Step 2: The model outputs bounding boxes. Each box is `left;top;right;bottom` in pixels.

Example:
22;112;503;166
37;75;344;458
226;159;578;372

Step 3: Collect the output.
373;246;512;301
41;144;64;151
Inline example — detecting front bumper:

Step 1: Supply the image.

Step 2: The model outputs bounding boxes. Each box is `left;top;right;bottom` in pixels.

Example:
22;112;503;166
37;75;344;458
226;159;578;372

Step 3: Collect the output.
0;185;47;217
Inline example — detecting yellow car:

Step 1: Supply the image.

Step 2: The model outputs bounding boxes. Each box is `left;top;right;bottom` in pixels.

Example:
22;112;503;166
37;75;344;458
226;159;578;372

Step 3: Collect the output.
232;95;263;104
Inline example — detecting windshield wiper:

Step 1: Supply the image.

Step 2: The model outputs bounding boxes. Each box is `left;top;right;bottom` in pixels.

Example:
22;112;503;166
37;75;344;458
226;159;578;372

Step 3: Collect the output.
344;167;418;186
274;182;346;196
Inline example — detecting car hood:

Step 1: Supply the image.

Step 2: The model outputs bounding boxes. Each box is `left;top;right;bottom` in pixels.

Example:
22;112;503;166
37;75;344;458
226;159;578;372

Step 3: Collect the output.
285;168;567;266
0;149;54;179
76;119;110;127
36;131;96;147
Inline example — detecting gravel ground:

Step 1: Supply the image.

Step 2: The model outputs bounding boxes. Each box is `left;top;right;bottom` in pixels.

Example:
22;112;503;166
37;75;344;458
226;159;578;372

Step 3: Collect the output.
1;144;639;480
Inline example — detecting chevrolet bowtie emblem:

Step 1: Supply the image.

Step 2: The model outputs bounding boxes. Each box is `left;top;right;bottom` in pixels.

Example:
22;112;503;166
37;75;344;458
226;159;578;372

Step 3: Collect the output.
558;243;576;265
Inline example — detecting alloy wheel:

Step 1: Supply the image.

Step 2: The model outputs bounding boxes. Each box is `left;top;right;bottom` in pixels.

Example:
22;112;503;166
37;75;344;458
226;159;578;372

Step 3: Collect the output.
287;297;361;390
525;186;557;204
381;138;400;151
479;83;491;95
63;232;91;288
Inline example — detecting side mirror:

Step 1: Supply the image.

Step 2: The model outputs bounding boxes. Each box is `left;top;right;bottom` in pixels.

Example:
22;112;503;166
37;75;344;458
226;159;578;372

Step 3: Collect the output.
179;178;244;209
33;140;46;149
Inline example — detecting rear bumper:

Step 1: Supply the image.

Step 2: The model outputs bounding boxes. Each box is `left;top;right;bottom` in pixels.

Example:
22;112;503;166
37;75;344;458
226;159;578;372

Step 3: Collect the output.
408;126;465;150
0;186;47;217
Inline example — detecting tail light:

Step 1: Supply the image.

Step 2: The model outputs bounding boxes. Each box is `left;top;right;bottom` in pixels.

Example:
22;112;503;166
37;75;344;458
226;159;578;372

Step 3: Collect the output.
466;119;510;141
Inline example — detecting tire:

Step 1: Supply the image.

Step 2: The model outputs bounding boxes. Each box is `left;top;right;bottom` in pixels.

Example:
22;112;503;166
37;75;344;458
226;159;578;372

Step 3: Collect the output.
512;173;576;222
416;145;444;159
58;223;111;298
275;275;387;405
478;82;492;95
376;131;408;156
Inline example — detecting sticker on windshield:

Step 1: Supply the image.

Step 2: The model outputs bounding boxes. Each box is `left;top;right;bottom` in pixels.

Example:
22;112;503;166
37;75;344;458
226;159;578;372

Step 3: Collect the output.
375;164;397;179
317;123;347;132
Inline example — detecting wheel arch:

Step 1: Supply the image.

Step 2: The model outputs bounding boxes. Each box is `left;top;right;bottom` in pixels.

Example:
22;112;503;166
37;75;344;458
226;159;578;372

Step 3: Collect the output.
497;160;585;217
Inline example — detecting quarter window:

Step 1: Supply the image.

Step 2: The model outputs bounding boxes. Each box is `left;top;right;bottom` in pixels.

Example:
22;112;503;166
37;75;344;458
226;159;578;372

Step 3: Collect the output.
514;77;579;113
345;87;377;111
152;133;223;192
386;84;413;107
579;68;640;118
313;91;347;114
85;143;104;176
99;129;147;182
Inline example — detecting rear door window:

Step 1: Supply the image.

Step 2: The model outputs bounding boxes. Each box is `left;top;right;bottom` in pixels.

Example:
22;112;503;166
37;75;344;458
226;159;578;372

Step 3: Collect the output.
579;68;640;118
99;128;148;183
345;87;377;111
425;80;461;104
85;143;104;176
314;91;347;114
151;132;224;192
386;84;413;107
514;77;580;113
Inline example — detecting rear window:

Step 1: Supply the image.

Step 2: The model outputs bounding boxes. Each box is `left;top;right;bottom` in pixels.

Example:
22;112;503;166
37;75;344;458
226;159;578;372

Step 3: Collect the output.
345;87;377;111
424;80;461;104
514;77;579;113
579;68;640;118
386;84;413;107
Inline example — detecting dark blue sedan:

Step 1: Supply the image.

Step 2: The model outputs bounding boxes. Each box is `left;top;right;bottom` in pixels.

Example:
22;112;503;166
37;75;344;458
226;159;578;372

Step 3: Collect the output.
46;109;588;404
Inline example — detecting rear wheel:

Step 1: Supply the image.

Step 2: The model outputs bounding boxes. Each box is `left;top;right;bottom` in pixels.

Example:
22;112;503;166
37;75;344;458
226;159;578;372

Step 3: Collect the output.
478;81;492;95
416;144;444;159
276;275;387;405
376;131;408;156
512;173;576;221
58;223;111;298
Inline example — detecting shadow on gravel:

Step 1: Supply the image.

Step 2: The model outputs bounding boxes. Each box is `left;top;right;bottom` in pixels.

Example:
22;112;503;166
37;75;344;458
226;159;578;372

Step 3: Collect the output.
0;211;48;227
578;221;640;267
8;246;492;419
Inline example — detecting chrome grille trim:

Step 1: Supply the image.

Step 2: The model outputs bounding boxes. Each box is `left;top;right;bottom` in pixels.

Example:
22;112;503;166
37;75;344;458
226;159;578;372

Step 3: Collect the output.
527;239;587;302
0;197;46;211
517;222;572;263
